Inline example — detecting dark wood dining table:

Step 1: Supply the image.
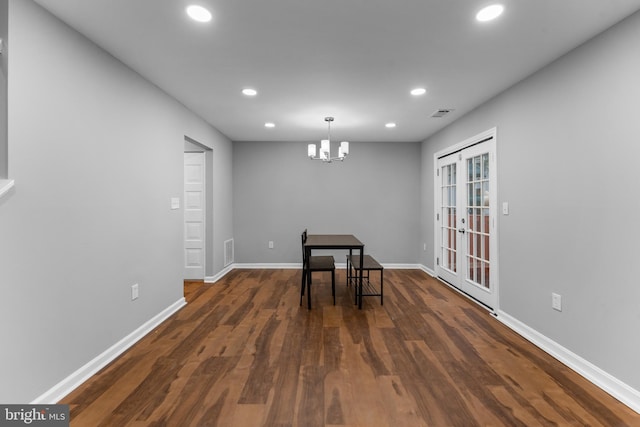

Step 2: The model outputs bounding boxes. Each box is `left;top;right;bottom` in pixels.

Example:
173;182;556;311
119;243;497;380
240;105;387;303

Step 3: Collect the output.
303;234;365;309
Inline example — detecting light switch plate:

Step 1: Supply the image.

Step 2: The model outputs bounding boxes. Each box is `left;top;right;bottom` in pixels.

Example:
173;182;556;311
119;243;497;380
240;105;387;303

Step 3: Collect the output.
502;202;509;215
171;197;180;210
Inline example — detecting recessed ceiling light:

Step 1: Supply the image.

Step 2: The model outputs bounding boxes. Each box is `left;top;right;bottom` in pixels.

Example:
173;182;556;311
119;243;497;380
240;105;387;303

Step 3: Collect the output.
411;88;427;96
186;5;212;23
385;122;397;128
476;4;504;22
242;88;257;96
264;122;275;128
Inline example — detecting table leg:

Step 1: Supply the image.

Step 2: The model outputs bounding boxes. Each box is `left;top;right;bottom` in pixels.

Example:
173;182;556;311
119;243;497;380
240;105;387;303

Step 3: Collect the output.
306;247;312;309
347;248;353;286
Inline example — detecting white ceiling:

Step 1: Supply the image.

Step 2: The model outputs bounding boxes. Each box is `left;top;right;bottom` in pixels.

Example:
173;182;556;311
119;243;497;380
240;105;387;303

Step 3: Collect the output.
33;0;640;143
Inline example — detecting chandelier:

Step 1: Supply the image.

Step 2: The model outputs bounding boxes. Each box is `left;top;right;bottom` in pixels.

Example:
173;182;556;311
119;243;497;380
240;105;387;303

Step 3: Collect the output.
307;117;349;163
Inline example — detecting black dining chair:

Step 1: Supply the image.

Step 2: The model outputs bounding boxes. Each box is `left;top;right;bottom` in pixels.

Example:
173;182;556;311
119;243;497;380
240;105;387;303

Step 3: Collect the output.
300;229;335;308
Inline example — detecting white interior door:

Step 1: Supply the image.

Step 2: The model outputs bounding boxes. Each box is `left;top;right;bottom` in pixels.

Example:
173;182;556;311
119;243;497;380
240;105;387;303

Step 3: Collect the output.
435;133;497;309
184;152;205;279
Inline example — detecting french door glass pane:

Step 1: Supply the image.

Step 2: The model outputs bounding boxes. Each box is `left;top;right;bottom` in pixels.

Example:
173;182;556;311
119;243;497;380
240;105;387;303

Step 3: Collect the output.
483;153;489;179
466;155;490;289
441;164;457;272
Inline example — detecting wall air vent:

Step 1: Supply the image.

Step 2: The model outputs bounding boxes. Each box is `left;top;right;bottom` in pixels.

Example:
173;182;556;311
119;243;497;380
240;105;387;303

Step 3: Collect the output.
431;108;454;118
224;238;234;267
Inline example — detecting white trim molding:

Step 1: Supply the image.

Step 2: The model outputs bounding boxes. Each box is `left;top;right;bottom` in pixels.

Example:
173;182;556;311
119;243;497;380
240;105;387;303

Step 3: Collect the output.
0;179;15;199
207;262;428;277
497;310;640;414
206;263;430;284
382;263;424;270
31;298;186;404
419;264;436;276
205;264;235;283
231;263;301;270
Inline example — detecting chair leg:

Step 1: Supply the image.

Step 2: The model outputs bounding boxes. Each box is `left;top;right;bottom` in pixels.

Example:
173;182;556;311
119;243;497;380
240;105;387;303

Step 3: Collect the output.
300;268;307;306
307;270;312;309
380;269;384;306
358;270;363;310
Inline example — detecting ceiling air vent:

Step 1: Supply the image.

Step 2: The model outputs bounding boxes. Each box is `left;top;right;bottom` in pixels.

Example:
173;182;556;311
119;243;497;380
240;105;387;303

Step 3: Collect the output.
431;108;454;118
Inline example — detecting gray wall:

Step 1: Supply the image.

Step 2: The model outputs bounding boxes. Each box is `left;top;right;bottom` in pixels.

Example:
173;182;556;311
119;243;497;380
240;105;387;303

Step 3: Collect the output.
233;140;421;264
0;0;7;179
421;10;640;391
0;0;233;403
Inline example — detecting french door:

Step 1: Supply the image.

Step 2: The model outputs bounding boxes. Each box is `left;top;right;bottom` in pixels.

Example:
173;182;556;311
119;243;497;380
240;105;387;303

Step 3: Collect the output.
435;132;497;309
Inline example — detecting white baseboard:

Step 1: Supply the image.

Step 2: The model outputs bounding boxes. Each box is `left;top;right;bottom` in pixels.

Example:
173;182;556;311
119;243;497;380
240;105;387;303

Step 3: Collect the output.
381;263;423;270
497;310;640;414
205;264;235;283
231;263;301;269
419;264;435;276
31;298;186;404
212;262;426;272
205;263;429;284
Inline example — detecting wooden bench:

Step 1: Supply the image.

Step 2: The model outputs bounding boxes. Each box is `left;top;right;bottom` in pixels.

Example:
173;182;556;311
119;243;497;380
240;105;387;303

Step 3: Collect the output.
346;254;383;309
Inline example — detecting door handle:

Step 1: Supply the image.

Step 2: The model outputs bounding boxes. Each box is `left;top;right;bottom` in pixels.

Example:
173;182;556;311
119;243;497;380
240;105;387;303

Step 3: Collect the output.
458;228;465;234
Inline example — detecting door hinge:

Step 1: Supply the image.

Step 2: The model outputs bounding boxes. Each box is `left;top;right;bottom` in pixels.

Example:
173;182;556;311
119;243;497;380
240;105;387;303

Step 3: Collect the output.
436;257;440;265
437;169;440;177
437;213;440;221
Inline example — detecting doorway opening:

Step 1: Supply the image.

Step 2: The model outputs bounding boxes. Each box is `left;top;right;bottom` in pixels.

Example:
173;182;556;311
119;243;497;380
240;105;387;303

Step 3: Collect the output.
184;137;213;280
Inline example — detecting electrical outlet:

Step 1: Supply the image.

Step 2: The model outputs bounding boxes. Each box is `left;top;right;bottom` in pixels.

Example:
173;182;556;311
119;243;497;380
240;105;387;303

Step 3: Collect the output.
552;293;562;311
268;241;274;249
132;283;139;301
170;197;180;210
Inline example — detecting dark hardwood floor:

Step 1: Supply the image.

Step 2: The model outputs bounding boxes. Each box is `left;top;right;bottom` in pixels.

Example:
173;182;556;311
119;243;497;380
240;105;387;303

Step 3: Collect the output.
62;269;640;426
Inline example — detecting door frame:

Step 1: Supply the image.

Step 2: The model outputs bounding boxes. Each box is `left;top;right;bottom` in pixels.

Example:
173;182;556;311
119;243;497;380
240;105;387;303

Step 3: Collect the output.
433;127;499;311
